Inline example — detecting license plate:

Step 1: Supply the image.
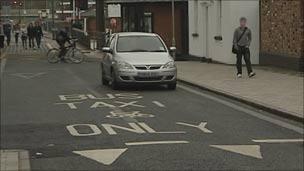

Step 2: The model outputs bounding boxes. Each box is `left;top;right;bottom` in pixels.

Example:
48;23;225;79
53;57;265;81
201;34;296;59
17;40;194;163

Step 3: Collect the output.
138;72;159;77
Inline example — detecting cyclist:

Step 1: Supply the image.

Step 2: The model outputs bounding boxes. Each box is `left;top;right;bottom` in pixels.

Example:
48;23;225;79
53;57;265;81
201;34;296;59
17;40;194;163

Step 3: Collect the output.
56;28;70;62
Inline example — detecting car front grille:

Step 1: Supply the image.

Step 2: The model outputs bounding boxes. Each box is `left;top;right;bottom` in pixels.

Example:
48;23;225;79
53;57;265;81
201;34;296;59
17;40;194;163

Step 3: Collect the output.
135;65;162;70
134;76;163;81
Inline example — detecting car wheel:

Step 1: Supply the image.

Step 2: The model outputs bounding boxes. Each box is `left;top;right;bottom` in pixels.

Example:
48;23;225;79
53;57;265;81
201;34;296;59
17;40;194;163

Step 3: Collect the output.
167;82;177;90
101;65;109;85
111;71;120;90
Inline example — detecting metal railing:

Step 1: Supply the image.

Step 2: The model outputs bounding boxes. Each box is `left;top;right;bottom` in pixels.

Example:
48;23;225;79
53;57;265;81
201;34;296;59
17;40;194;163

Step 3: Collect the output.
0;9;40;17
71;29;107;50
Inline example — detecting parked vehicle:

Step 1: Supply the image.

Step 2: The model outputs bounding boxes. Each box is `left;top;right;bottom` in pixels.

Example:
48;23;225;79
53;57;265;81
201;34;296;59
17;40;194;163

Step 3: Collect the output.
101;32;177;90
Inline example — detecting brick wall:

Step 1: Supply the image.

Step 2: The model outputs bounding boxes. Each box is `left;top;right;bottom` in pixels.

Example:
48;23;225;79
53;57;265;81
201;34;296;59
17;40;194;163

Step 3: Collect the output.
260;0;304;58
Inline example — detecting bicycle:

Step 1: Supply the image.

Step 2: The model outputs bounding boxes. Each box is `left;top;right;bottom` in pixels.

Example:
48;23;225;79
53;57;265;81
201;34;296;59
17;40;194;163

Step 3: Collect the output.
47;39;84;64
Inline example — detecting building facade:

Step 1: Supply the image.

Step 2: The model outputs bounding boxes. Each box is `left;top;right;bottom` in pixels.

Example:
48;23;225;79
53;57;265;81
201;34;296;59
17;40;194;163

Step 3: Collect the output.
260;0;304;71
105;0;189;55
188;0;260;64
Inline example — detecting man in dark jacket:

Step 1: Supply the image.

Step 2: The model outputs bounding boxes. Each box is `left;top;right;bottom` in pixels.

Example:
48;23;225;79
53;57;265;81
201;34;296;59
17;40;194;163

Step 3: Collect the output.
56;28;71;61
3;22;12;46
34;22;43;48
27;23;36;49
233;17;256;78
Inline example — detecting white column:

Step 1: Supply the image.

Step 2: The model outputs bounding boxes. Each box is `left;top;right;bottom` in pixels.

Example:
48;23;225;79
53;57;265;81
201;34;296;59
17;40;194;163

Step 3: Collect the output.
72;0;76;23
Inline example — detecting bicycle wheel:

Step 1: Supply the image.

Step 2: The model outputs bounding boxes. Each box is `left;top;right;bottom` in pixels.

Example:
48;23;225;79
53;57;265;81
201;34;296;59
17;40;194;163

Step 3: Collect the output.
69;48;84;64
47;48;60;63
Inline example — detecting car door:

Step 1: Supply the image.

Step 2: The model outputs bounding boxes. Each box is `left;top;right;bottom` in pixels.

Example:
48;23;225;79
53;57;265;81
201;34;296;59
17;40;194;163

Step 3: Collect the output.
103;35;116;77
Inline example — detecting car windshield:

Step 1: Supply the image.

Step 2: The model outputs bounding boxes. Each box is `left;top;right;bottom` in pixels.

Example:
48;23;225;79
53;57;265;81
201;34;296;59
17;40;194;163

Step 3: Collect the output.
116;35;167;53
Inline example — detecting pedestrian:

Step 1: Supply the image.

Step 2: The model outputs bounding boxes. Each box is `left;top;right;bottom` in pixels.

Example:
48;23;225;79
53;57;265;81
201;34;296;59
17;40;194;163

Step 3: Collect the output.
21;30;28;49
3;21;12;46
14;23;21;46
34;22;43;49
27;23;35;49
233;17;256;78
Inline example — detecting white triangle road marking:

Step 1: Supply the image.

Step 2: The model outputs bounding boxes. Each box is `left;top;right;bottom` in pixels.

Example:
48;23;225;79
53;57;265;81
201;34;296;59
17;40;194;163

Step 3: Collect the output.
73;148;127;165
11;72;46;79
210;145;263;159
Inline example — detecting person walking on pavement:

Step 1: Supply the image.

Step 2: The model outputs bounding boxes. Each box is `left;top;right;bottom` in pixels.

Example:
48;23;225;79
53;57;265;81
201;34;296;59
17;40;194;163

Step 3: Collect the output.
14;23;21;47
3;21;12;46
233;17;256;78
34;22;43;49
27;23;36;49
21;29;28;49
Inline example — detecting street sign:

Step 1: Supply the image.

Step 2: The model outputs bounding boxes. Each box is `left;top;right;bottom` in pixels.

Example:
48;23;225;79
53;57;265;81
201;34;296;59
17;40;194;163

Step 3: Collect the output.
108;4;121;18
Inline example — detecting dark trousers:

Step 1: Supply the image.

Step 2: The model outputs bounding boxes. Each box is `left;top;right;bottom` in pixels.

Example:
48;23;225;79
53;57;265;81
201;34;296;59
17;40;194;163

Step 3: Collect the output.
5;33;11;46
22;38;27;49
59;44;67;60
236;46;253;75
28;37;35;48
36;36;41;48
15;33;19;45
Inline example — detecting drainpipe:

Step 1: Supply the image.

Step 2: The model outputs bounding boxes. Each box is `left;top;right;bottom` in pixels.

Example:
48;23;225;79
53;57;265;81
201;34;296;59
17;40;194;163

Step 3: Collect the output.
171;0;176;60
201;1;213;62
72;0;75;23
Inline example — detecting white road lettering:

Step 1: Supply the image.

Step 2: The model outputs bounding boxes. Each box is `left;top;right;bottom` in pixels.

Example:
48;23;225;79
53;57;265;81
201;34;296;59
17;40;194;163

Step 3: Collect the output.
106;111;154;118
59;94;88;101
91;101;116;108
87;94;115;100
176;122;213;133
115;101;145;108
102;123;146;135
138;122;186;134
55;102;83;109
152;101;166;108
138;122;157;133
116;93;143;99
66;124;102;136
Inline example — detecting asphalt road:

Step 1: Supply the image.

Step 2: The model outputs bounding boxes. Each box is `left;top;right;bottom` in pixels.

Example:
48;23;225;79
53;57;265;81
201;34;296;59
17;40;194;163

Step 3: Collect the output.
1;49;303;171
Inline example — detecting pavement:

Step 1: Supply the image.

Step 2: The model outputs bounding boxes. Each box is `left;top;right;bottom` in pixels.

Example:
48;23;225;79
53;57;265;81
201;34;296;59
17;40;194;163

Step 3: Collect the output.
176;61;304;121
0;38;303;170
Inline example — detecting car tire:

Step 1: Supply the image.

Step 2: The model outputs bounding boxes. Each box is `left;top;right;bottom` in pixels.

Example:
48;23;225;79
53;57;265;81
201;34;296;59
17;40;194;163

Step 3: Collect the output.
111;71;120;90
101;65;109;85
167;82;177;90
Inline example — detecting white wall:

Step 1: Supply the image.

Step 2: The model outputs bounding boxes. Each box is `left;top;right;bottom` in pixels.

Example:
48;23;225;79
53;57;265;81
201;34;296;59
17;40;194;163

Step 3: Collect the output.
188;0;260;64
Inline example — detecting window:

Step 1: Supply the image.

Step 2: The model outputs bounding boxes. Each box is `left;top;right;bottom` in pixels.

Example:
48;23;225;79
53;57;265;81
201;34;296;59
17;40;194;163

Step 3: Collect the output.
116;36;167;53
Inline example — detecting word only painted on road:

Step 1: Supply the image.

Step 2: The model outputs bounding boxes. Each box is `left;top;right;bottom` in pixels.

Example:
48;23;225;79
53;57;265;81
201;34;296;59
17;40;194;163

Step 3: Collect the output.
66;122;213;136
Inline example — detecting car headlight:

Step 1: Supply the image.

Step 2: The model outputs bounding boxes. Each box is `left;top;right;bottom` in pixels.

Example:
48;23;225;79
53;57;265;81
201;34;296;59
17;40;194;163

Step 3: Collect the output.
162;61;176;69
117;61;134;70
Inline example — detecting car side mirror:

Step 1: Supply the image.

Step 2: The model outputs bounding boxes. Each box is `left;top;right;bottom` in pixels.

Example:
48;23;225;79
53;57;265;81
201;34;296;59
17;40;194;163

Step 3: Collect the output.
169;47;177;52
102;47;112;54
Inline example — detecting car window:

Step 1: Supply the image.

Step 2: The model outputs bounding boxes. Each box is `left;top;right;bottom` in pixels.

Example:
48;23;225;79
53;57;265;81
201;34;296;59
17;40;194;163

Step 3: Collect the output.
116;36;167;53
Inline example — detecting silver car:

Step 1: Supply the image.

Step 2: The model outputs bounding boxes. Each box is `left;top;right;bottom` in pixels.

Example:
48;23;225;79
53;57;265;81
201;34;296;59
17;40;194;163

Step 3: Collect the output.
100;32;177;90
